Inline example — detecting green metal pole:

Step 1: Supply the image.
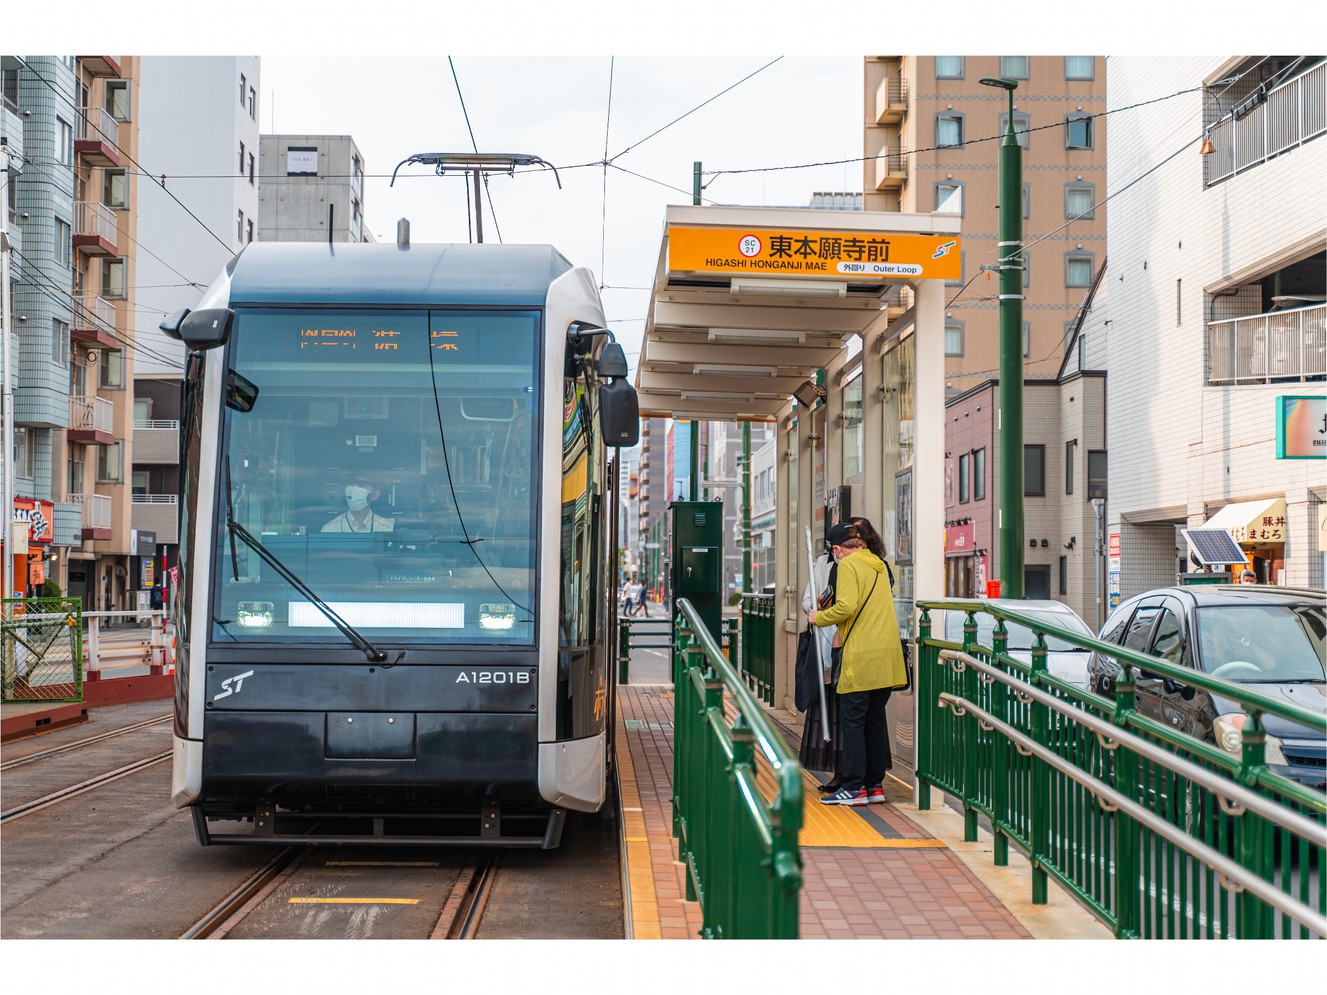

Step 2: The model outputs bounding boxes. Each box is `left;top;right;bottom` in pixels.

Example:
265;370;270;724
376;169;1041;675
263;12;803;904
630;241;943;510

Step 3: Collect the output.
741;422;751;595
984;78;1025;599
690;161;702;502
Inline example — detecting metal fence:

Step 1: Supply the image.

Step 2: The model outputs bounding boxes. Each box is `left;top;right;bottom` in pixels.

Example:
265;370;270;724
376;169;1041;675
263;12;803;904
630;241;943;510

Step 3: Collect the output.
1208;303;1326;384
916;600;1326;939
672;598;803;938
1206;61;1326;185
739;593;777;705
2;598;84;703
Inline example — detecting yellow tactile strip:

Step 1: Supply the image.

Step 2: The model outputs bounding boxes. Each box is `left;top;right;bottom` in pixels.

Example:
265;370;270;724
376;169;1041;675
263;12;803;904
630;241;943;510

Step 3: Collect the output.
614;713;661;940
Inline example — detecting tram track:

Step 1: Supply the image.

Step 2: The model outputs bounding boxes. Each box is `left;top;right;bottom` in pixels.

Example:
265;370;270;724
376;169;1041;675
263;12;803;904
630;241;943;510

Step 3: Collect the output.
181;845;314;939
0;750;173;823
432;854;500;939
0;715;172;772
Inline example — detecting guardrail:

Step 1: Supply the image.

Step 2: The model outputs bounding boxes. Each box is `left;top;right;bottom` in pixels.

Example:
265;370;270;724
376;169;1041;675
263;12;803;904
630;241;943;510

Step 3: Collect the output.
2;599;83;702
82;610;174;681
616;616;671;684
739;593;776;705
672;597;803;938
916;599;1326;940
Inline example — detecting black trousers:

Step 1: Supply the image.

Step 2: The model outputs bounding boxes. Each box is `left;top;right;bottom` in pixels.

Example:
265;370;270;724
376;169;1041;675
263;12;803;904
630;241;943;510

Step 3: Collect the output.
837;687;892;791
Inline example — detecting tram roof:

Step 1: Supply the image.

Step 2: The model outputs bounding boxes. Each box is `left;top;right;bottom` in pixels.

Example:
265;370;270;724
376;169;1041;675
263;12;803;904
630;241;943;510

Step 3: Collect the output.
638;205;962;423
227;242;575;307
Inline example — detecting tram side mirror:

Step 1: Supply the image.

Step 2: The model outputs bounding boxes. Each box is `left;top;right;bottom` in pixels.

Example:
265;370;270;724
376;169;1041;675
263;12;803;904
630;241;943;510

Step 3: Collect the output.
599;378;640;447
160;309;189;341
178;308;235;351
597;342;629;379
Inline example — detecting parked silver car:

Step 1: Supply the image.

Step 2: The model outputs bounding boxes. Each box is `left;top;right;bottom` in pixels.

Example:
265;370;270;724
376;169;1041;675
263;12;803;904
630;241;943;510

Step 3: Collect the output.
939;598;1095;689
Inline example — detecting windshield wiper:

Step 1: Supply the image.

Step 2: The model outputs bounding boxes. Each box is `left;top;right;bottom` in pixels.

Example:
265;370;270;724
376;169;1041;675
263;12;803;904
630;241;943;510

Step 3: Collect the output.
223;455;393;664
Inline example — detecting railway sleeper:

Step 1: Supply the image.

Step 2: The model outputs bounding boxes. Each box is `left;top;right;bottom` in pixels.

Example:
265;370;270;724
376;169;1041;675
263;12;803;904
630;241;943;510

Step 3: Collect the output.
191;799;566;849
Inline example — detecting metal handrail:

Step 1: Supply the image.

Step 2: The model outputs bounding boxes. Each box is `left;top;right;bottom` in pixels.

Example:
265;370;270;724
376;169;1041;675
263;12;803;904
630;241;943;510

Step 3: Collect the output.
939;648;1326;838
921;598;1326;734
936;691;1327;938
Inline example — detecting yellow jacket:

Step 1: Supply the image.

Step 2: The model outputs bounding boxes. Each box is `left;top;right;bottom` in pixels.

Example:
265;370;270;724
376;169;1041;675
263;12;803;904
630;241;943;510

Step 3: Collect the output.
813;550;907;693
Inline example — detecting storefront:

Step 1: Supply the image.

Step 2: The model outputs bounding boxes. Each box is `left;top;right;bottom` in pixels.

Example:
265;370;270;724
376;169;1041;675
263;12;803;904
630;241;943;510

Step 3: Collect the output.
5;498;56;598
1201;496;1287;583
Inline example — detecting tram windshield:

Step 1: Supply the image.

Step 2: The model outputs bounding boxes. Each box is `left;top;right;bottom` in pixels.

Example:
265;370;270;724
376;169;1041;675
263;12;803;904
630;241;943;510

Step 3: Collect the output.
212;308;540;646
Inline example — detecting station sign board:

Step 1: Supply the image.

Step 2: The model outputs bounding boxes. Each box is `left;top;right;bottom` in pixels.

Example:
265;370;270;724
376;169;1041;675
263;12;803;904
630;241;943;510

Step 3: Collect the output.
668;226;962;281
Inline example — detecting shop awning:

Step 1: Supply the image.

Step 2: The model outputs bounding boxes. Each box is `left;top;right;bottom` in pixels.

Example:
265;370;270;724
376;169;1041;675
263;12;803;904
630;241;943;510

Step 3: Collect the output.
1203;497;1287;544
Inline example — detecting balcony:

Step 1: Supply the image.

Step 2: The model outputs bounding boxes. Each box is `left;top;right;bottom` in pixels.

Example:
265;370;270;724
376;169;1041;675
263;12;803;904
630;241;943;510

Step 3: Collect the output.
74;200;118;257
75;106;121;167
133;420;180;464
1207;303;1326;384
874;76;909;124
71;295;120;348
77;56;123;78
132;495;179;545
70;492;113;541
68;395;115;445
873;146;908;190
1205;61;1326;186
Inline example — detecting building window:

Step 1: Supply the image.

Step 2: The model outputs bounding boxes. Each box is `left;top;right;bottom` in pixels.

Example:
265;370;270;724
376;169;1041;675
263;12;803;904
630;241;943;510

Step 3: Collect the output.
103;169;128;209
934;181;963;216
239;141;246;175
2;62;19;112
936;113;964;148
935;56;964;79
945;250;966;288
1065;441;1075;494
959;452;971;503
248;85;256;119
101;257;126;298
998;111;1031;149
100;348;124;389
1065;114;1094;149
1023;320;1032;358
13;427;30;478
1176;278;1182;326
1087;450;1107;500
55;218;71;267
1000;56;1030;79
1065;182;1095;220
945;320;965;357
1022;182;1031;220
1024;445;1045;497
1059;555;1068;595
247;219;255;243
1020;249;1031;289
237;209;245;243
973;448;986;501
57;117;73;165
68;454;84;496
97;440;123;482
248;152;255;185
53;317;69;365
239;73;247;106
1066;253;1094;288
105;79;131;121
1065;56;1094;80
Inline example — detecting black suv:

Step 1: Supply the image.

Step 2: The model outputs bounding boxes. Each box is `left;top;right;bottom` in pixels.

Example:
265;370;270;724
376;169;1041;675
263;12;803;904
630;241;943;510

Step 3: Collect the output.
1088;586;1326;790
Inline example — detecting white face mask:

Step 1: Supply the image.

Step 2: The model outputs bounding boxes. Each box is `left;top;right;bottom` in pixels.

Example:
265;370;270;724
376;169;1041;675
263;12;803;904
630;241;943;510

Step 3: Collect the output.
345;486;371;512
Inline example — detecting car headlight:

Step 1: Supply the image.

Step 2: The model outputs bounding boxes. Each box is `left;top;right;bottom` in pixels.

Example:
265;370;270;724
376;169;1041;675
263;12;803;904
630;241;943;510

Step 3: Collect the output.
1264;734;1288;766
1213;713;1246;754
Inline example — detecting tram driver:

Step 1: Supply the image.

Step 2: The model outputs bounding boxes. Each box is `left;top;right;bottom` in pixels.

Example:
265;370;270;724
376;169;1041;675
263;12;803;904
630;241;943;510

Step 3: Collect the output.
322;473;395;534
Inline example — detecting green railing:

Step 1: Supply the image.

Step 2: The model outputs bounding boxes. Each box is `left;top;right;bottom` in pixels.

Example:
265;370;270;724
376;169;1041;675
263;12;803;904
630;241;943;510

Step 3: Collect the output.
739;593;777;706
2;598;84;703
617;617;672;684
916;599;1326;940
672;597;803;938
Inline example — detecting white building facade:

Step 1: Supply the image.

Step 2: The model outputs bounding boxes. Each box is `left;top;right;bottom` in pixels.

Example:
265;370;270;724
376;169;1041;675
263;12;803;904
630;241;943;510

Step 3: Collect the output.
1103;57;1325;598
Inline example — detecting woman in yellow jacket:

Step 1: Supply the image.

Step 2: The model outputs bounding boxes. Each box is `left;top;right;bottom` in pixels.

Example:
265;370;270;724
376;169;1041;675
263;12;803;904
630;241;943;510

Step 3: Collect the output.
807;521;908;806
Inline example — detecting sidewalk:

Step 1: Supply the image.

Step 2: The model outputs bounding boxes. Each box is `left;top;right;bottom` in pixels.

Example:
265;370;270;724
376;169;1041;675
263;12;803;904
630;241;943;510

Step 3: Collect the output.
616;682;1111;940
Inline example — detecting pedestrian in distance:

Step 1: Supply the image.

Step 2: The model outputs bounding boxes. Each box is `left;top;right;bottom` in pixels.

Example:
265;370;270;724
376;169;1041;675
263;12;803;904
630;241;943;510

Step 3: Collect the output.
808;521;909;807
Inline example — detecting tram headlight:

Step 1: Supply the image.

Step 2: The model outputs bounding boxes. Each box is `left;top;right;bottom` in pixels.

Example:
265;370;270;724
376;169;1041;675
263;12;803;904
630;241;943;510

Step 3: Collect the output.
237;601;274;628
479;603;516;630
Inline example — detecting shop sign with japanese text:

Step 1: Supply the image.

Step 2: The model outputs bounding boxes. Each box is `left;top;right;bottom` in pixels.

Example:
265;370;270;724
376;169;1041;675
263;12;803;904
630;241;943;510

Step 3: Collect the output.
668;227;961;281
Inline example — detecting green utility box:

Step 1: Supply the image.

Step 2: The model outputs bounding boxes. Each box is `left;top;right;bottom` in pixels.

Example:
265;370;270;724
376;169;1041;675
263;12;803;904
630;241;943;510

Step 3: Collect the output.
670;501;724;651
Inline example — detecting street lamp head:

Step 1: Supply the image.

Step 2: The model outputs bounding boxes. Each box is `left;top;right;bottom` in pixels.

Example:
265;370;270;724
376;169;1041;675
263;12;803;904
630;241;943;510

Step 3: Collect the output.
979;77;1019;91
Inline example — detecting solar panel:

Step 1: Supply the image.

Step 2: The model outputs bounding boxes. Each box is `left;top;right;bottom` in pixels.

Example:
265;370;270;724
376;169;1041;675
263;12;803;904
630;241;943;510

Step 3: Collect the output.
1182;528;1247;566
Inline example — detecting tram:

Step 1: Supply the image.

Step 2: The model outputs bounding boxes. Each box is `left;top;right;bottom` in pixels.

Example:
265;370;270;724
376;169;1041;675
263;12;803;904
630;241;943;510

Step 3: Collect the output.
163;241;638;847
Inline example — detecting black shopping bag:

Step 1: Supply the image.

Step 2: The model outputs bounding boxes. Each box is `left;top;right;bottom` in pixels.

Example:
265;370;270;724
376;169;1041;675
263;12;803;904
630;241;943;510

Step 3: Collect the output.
794;629;817;713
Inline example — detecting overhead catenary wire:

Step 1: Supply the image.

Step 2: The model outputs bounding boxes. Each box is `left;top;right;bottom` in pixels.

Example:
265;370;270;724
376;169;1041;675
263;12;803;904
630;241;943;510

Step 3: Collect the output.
448;57;502;244
600;57;615;289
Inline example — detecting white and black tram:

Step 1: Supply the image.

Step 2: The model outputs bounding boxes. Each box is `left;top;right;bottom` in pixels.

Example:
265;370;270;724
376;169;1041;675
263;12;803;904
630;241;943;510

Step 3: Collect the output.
164;242;638;847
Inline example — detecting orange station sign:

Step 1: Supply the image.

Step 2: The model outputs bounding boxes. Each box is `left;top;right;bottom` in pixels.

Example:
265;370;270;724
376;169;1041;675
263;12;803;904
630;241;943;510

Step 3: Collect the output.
668;226;962;281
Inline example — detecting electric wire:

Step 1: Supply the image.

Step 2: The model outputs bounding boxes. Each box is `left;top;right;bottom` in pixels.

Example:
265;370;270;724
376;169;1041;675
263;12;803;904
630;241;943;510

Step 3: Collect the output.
17;58;234;254
600;57;615;289
448;57;502;244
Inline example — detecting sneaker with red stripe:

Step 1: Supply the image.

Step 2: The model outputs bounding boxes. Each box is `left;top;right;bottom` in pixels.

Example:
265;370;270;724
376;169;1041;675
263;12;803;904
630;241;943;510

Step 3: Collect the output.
867;785;886;804
820;785;870;806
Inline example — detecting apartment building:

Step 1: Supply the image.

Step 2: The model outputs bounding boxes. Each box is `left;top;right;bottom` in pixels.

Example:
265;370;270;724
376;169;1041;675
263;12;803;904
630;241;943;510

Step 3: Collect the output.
258;134;372;243
2;55;140;612
1099;57;1325;596
864;56;1110;616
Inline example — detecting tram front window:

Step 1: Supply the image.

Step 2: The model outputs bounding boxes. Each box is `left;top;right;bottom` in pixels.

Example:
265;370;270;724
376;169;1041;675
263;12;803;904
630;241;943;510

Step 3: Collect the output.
213;308;540;645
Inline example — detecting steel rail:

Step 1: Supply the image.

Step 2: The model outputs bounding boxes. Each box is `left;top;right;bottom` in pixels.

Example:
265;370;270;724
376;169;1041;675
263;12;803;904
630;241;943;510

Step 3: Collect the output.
432;854;499;939
935;690;1327;938
938;647;1327;841
0;715;171;772
0;751;172;822
179;846;309;939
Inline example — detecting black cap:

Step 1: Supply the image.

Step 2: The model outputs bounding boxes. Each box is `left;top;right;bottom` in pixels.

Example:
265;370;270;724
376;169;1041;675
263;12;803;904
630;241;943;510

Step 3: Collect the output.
825;522;859;548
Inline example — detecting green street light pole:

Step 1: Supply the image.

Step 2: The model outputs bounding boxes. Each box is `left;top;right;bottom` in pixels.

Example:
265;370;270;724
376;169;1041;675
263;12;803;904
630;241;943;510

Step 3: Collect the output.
741;422;751;594
981;76;1025;599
